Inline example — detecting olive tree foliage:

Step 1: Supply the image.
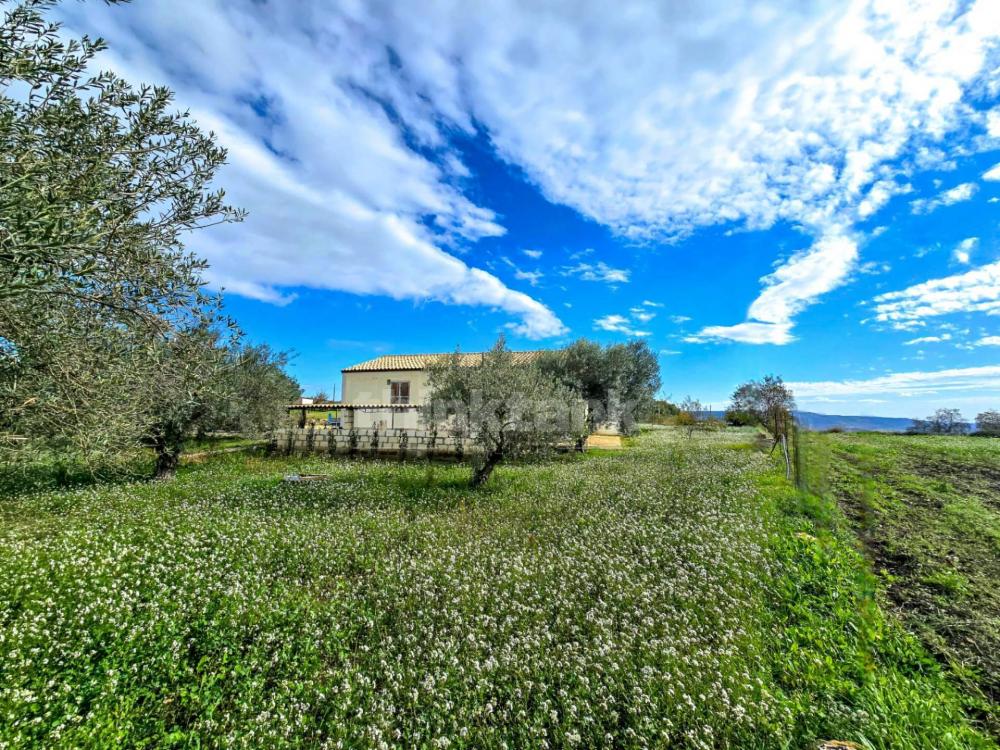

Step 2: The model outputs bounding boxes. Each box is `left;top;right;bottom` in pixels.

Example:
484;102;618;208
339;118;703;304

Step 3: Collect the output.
211;344;300;438
975;409;1000;436
909;408;969;436
140;319;237;479
729;375;796;478
423;336;585;487
729;375;796;448
0;0;264;472
536;339;660;434
0;0;241;311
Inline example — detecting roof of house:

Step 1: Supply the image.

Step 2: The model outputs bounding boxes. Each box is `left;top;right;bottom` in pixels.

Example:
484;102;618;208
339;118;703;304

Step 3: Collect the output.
342;350;548;372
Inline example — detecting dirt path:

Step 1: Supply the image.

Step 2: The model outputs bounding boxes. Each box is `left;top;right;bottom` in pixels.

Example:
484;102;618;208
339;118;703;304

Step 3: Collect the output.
585;434;623;449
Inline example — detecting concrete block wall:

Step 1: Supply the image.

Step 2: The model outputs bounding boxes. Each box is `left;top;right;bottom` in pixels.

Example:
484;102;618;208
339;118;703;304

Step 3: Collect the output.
271;426;477;459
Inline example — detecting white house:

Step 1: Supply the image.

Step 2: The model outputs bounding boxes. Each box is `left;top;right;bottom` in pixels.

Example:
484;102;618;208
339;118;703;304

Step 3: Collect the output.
335;351;546;429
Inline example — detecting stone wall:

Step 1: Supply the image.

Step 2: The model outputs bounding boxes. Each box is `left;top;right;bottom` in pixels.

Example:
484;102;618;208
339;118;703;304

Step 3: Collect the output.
271;426;476;459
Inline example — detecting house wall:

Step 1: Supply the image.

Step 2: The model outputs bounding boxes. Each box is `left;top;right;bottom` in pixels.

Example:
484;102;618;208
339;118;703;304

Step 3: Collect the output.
351;407;422;430
341;369;431;405
272;425;475;459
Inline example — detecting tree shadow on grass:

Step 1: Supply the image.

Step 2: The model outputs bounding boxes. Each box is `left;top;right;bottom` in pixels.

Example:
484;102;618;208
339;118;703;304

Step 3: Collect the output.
0;454;152;499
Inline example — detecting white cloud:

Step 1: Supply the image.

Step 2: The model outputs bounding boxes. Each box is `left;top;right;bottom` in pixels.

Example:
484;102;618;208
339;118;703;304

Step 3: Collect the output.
629;307;656;323
686;321;793;345
858;180;911;219
642;300;663;308
910;182;978;214
903;334;951;345
598;303;662;335
669;315;691;324
858;260;891;275
975;336;1000;346
872;260;1000;325
594;314;650;337
514;269;544;287
692;232;857;344
952;237;978;265
984;162;1000;181
987;108;1000;137
58;2;567;339
63;0;1000;340
789;365;1000;399
562;262;630;284
522;249;543;259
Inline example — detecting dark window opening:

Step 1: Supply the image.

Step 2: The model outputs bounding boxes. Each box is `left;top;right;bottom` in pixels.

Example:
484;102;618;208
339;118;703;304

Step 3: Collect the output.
390;381;410;405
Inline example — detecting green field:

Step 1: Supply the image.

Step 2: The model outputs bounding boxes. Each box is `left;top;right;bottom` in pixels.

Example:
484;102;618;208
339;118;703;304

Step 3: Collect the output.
798;430;1000;737
1;428;996;748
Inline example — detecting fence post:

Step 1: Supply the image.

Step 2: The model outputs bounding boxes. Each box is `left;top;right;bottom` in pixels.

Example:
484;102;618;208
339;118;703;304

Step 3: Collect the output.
781;434;791;481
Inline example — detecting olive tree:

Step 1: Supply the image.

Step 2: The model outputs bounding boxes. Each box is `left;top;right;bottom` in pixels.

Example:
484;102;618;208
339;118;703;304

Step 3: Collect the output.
0;0;245;467
135;321;300;478
424;336;584;487
975;409;1000;436
909;408;969;435
536;339;660;434
211;344;301;437
729;375;796;477
729;376;795;446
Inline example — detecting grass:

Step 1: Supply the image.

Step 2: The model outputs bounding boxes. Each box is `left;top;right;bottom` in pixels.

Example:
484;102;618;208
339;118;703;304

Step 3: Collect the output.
0;427;995;748
181;435;264;454
797;430;1000;738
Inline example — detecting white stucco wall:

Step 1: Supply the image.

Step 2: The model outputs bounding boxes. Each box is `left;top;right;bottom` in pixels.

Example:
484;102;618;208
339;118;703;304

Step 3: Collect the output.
351;407;422;430
341;369;431;405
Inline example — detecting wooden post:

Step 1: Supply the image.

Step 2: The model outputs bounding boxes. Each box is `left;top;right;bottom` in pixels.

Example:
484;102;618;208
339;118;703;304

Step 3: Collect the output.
781;433;791;480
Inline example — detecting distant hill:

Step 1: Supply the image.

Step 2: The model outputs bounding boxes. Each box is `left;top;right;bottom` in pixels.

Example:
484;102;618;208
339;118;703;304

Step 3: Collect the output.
791;411;914;433
700;410;915;433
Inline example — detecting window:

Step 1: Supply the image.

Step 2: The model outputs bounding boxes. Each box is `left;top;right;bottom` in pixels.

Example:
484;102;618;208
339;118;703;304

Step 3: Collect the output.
390;380;410;405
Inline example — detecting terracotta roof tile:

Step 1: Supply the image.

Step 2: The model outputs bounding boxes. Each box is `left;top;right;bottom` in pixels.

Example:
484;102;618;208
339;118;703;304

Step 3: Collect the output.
342;350;548;372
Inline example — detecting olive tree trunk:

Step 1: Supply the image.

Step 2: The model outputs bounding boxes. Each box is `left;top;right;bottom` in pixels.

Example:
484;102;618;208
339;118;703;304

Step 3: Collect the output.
150;424;184;480
470;448;504;488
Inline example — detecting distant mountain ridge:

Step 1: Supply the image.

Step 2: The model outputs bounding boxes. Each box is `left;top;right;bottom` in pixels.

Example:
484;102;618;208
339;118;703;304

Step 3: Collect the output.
700;410;915;433
791;411;915;432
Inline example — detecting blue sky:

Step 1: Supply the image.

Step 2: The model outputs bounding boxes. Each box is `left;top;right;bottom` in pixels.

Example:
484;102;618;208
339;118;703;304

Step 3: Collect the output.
61;1;1000;418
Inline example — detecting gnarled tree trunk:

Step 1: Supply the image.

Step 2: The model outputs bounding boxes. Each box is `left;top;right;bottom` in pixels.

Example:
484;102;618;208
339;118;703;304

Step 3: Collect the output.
153;444;180;480
150;423;184;480
470;448;503;488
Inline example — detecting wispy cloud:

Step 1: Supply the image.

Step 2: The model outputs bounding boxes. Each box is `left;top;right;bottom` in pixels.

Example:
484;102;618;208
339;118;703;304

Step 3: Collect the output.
522;249;543;259
514;269;543;286
872;261;1000;325
562;262;630;284
904;334;951;345
595;300;663;336
686;321;793;346
975;336;1000;347
594;314;650;337
501;256;544;287
691;233;856;345
64;0;1000;341
910;182;978;215
984;162;1000;181
789;365;1000;399
629;307;656;323
59;1;569;339
952;237;978;265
